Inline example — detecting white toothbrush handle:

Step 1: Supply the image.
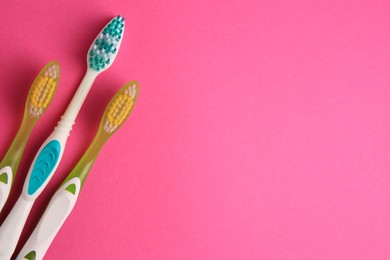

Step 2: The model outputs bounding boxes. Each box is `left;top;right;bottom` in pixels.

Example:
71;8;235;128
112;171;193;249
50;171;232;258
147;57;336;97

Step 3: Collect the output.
0;166;13;213
0;196;33;259
21;125;69;201
17;178;81;260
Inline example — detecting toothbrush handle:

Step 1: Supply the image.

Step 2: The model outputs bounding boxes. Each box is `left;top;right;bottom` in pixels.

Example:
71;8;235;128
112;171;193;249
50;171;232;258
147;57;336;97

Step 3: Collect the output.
17;178;81;260
0;166;14;212
22;119;71;200
0;118;35;213
0;195;33;259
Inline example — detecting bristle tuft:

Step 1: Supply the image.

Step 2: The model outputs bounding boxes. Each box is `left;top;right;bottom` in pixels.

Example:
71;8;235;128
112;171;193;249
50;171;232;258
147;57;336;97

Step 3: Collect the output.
28;62;59;118
102;82;138;134
88;16;125;72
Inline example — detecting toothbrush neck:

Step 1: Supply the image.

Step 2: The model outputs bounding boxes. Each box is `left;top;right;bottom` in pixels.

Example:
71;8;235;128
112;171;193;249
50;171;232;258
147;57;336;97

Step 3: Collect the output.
64;133;108;187
62;69;98;124
0;116;35;177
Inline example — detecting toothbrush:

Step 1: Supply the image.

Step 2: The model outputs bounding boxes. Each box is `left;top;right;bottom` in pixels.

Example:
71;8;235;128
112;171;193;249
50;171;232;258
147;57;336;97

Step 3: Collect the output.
18;82;138;260
0;61;60;213
0;15;125;259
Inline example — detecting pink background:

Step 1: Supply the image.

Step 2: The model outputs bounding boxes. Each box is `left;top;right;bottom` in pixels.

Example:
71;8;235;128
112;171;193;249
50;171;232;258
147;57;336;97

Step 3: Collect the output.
0;0;389;259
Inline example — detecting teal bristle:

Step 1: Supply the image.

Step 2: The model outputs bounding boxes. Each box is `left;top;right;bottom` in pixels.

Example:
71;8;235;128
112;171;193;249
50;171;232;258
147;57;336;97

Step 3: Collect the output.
88;16;125;72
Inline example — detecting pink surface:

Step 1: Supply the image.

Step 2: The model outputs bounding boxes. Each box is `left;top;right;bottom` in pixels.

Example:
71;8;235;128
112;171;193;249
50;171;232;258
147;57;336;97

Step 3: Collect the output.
0;0;389;259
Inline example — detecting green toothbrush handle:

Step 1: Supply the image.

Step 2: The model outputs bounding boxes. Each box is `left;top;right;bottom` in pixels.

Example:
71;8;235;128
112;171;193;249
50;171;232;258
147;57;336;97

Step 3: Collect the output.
0;166;14;212
17;143;101;259
0;119;34;212
16;177;81;260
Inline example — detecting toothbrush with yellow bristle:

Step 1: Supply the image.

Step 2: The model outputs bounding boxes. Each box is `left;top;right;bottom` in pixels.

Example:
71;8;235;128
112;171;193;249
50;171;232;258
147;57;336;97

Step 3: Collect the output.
18;82;138;260
0;61;59;213
0;15;125;259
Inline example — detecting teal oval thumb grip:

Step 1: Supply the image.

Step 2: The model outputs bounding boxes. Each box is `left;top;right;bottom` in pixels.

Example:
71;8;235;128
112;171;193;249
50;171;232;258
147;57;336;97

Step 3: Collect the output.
27;140;61;195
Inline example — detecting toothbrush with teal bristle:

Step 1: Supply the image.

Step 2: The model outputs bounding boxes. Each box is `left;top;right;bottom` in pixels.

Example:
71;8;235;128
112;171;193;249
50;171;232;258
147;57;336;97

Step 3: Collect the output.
18;82;138;260
0;15;125;259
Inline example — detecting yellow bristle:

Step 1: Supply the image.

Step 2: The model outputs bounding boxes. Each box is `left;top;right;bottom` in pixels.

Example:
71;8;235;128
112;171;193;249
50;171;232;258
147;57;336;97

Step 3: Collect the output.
28;62;60;117
103;82;138;133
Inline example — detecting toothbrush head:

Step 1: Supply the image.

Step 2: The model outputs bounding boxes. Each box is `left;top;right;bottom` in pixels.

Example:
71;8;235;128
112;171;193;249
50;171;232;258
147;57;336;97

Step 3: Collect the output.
101;81;138;135
88;15;125;72
27;61;60;118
